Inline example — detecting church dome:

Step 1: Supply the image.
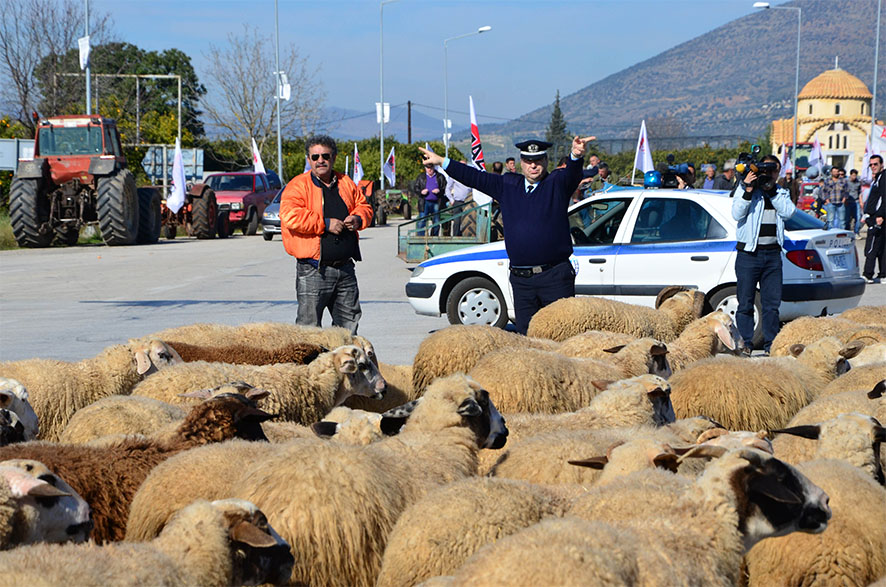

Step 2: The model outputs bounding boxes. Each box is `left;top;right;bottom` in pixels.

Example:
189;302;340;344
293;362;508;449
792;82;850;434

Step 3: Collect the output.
798;68;872;100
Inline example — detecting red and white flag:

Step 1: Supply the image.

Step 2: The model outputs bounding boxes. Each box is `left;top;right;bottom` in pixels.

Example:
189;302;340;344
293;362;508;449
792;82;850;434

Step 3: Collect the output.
809;134;825;172
383;146;396;187
862;136;875;183
779;143;792;178
352;143;364;184
469;96;486;171
251;138;266;175
631;120;654;183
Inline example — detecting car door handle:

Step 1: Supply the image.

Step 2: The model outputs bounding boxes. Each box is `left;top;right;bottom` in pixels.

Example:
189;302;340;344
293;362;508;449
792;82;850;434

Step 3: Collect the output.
588;258;606;264
691;256;709;261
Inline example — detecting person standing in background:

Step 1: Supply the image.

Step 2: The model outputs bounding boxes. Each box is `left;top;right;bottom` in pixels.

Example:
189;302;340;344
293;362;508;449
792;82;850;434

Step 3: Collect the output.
846;168;862;235
412;161;447;237
863;155;886;283
445;161;472;237
821;165;848;229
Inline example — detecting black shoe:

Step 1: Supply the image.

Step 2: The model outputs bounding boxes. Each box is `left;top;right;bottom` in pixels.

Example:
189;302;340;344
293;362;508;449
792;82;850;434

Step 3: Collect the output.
740;345;752;357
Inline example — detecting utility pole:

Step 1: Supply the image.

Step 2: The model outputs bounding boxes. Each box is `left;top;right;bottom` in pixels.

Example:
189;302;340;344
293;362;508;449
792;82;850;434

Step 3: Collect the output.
84;0;90;115
407;100;412;144
274;0;284;181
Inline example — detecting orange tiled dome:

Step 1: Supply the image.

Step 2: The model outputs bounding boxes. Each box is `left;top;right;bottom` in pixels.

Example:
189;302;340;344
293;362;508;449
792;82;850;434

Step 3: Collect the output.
798;69;872;100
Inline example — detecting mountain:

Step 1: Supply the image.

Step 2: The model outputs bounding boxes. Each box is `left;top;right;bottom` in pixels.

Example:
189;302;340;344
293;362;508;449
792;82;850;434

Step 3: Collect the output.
317;105;451;143
456;0;885;161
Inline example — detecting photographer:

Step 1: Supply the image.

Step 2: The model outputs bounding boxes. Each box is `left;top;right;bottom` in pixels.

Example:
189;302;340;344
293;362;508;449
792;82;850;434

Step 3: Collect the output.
731;154;796;355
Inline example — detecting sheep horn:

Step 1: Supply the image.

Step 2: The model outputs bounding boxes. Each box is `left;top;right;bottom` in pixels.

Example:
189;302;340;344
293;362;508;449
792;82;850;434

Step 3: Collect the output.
603;345;626;354
839;341;866;359
788;344;806;357
677;444;728;463
655;286;686;309
770;425;821;440
653;452;679;473
869;380;886;400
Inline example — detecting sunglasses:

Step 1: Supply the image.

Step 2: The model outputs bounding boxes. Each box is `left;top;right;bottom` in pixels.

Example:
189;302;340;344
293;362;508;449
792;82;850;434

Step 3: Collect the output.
310;153;332;161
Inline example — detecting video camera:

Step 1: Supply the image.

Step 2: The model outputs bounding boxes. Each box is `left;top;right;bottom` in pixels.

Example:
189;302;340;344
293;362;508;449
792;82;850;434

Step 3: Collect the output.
656;154;691;189
735;145;779;192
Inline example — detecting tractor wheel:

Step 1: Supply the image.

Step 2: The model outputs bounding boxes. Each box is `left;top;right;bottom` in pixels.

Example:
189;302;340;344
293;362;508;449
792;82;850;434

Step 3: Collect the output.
97;169;139;246
191;188;218;239
377;207;387;226
136;188;162;245
54;225;80;246
216;211;231;239
460;204;478;238
163;223;177;240
9;177;52;248
246;209;259;235
402;200;412;220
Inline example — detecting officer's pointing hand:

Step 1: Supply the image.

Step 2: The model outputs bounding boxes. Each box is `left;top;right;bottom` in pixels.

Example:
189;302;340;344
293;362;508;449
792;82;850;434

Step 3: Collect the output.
418;147;444;167
571;136;596;157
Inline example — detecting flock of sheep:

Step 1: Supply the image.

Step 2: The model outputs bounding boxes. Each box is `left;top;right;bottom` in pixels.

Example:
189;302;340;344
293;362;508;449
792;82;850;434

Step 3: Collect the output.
0;288;883;586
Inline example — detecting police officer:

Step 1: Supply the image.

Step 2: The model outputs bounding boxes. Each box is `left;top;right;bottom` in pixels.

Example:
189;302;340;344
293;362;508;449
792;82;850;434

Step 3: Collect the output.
419;135;595;333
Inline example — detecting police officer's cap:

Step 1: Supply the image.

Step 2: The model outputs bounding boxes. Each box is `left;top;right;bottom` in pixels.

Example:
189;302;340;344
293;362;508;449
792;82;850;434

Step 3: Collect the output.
515;139;552;161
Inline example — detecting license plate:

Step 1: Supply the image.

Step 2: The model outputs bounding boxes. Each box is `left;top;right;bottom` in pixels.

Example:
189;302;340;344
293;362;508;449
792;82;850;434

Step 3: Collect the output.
829;253;847;269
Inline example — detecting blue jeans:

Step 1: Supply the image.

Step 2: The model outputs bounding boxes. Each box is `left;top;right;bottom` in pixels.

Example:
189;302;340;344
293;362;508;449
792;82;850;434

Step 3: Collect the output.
824;202;844;230
417;199;441;236
509;260;575;334
296;260;361;334
735;248;782;352
844;199;860;234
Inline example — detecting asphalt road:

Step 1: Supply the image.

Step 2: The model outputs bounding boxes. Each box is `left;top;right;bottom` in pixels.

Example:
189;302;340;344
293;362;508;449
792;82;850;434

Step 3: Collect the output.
1;222;884;363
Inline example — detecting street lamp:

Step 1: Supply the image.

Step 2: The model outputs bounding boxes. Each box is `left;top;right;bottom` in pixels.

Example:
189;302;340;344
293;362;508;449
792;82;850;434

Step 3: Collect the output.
379;0;400;189
443;25;492;158
754;2;801;174
872;0;882;138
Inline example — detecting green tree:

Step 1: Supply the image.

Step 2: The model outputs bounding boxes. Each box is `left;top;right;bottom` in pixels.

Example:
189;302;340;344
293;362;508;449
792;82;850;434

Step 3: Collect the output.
545;90;571;166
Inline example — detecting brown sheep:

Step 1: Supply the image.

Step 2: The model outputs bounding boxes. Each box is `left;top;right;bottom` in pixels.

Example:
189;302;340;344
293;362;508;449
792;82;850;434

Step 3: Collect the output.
167;340;325;366
0;392;273;544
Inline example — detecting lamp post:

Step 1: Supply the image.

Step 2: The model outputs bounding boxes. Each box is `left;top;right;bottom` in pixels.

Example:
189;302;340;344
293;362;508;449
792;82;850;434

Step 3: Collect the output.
872;0;882;139
379;0;400;189
754;2;801;174
274;0;283;181
443;25;492;158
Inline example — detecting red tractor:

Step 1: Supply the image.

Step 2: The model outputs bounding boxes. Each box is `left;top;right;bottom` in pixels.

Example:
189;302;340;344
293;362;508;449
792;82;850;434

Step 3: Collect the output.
9;115;160;247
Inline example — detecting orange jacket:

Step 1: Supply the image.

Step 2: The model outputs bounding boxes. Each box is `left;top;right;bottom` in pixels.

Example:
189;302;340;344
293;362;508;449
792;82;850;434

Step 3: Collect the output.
280;171;374;261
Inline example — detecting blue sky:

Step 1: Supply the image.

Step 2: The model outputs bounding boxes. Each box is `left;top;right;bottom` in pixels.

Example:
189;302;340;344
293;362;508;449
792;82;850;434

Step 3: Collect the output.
101;0;763;132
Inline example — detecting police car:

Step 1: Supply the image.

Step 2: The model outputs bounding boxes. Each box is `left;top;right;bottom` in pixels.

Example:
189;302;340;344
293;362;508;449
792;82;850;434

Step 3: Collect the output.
405;187;865;345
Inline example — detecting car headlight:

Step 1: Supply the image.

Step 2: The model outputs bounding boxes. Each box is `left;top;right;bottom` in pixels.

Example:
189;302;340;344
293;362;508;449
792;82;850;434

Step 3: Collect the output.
264;212;279;220
231;202;242;210
412;266;425;278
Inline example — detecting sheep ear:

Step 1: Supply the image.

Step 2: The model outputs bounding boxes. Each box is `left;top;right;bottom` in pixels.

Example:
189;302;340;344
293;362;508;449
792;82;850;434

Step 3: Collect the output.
677;444;727;463
714;322;736;351
653;452;679;473
839;341;865;360
379;416;408;436
873;425;885;443
335;351;358;374
770;425;821;440
134;350;153;375
567;456;608;469
788;344;806;357
603;345;626;354
646;385;668;399
27;483;70;498
868;380;886;400
0;391;11;409
235;405;275;424
457;398;483;417
650;343;668;356
245;388;271;401
747;474;804;505
671;445;697;456
591;380;613;391
229;520;279;548
178;388;213;400
655;286;685;309
311;421;339;438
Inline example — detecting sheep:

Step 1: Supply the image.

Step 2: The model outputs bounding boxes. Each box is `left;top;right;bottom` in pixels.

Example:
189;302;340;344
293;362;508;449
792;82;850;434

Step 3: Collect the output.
0;340;183;441
411;324;558;393
0;392;274;543
58;395;186;445
343;362;419;413
128;374;508;587
668;337;862;431
745;459;886;587
839;304;886;326
0;378;38;441
167;339;325;366
849;341;886;368
784;381;886;430
771;315;886;357
376;477;571;587
0;498;295;586
464;447;830;587
562;336;673;379
818;363;886;397
770;412;885;483
131;345;386;425
262;406;387;445
0;460;92;548
467;343;670;415
526;286;707;342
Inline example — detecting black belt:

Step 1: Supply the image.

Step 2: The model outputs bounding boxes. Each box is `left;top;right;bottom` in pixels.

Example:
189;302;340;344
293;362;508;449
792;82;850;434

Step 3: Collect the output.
320;258;352;268
509;261;565;278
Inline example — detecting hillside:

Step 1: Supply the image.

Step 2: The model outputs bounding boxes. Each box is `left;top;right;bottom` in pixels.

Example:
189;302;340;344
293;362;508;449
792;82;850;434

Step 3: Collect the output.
459;0;884;159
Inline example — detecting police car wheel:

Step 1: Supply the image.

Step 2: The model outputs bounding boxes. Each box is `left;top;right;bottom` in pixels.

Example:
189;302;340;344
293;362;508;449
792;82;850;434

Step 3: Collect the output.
708;286;763;349
446;277;509;328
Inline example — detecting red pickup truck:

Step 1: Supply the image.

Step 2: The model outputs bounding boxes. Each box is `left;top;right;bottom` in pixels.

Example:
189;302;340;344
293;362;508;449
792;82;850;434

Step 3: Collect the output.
205;172;277;235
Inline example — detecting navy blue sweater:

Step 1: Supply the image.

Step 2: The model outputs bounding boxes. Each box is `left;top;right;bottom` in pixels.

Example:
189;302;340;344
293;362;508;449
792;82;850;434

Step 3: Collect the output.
444;157;583;266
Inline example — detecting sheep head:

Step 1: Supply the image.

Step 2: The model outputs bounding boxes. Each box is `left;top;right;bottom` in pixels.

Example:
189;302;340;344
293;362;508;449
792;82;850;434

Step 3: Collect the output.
0;377;39;440
569;439;679;474
788;337;860;378
0;409;26;446
708;311;741;353
331;345;386;403
132;340;183;376
655;287;706;318
868;380;886;400
176;393;274;444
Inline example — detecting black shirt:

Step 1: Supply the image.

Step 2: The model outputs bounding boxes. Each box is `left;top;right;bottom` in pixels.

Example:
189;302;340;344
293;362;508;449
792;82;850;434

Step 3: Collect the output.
313;174;359;264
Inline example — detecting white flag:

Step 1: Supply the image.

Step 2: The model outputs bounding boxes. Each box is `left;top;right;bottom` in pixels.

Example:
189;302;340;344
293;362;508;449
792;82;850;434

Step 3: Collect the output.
168;138;186;214
872;123;886;155
78;35;90;70
382;146;396;187
303;155;311;174
809;134;825;172
251;138;266;175
861;136;874;183
631;120;654;182
352;143;364;184
779;144;792;178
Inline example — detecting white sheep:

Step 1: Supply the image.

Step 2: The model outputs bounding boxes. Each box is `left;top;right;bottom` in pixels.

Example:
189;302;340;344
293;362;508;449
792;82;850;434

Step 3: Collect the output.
771;315;886;357
526;286;707;342
0;498;295;586
0;378;38;441
0;340;183;441
0;459;92;548
58;395;186;445
839;304;886;326
668;337;863;431
456;447;831;586
818;363;886;397
131;345;386;425
849;342;886;368
745;458;886;586
127;374;508;587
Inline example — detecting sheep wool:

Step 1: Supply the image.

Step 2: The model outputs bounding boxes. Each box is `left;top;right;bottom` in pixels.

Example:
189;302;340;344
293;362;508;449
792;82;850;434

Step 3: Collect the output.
839;305;886;326
770;315;886;357
818;363;886;397
168;340;325;366
58;395;186;445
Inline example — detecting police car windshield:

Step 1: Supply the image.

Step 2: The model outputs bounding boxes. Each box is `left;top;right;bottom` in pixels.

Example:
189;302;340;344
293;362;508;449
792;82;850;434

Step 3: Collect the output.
785;210;825;231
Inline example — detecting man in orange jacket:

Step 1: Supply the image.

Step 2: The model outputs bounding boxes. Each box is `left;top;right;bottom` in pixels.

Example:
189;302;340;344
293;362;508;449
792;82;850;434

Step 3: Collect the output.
280;135;373;334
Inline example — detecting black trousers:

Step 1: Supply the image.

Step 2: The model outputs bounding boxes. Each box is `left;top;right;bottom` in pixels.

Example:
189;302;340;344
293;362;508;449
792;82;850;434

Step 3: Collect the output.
509;261;576;334
863;224;886;278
